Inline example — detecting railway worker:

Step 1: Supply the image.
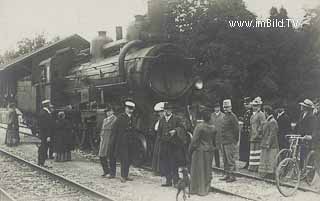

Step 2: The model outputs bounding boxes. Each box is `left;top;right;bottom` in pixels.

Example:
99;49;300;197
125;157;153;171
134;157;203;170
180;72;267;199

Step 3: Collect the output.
258;105;279;178
37;100;54;167
151;102;166;175
248;97;266;172
219;99;239;183
239;97;252;169
295;99;316;168
110;100;136;182
5;103;19;146
189;109;217;196
54;111;73;162
158;102;187;187
275;102;291;150
98;104;117;177
209;102;225;168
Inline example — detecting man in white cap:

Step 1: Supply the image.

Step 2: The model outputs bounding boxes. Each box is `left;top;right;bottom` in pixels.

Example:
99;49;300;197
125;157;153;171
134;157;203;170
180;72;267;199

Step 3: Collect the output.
248;96;266;172
220;99;239;182
295;99;316;168
109;99;136;182
38;100;54;167
152;102;165;174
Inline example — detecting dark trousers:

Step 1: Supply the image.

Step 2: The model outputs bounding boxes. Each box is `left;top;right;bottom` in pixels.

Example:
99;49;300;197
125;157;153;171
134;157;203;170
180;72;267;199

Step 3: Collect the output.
222;143;236;178
214;149;220;168
100;157;109;174
38;138;48;166
120;157;130;178
109;154;117;176
164;155;179;185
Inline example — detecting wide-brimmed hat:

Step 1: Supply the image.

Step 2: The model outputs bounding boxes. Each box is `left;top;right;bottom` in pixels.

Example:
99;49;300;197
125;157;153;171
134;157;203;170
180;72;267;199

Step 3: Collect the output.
154;102;165;112
299;99;314;108
251;97;263;106
163;102;175;110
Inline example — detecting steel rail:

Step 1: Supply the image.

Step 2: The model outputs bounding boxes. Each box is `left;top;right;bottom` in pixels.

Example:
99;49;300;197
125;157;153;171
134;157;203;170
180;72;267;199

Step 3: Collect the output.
0;148;114;201
0;187;16;201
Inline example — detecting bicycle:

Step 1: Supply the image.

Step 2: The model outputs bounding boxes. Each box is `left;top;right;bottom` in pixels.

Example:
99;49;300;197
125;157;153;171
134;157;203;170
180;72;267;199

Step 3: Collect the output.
275;135;317;197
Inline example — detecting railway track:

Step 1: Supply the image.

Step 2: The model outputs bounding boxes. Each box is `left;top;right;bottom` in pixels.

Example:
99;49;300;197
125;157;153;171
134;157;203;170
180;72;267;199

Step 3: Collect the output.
0;186;16;201
0;124;319;201
0;148;113;201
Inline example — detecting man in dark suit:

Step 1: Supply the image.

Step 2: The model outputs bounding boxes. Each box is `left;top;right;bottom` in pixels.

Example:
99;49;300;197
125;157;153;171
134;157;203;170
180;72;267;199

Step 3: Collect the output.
109;100;136;183
275;104;291;150
38;100;54;167
295;99;316;168
158;102;186;187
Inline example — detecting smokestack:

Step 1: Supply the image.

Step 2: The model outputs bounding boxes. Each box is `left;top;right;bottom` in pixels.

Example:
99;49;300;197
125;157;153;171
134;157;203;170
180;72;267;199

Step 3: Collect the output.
90;31;113;62
116;26;123;40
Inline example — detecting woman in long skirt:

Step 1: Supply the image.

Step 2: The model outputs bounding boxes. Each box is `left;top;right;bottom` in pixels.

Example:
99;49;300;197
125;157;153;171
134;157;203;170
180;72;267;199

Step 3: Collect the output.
248;97;266;172
259;105;279;178
189;110;217;196
98;105;117;177
5;103;19;146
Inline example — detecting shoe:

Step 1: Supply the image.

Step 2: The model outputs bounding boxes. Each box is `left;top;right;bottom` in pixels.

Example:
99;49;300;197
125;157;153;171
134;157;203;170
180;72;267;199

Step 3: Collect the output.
219;176;229;181
161;183;172;187
226;177;236;183
101;173;108;177
120;177;126;183
126;177;133;181
108;175;115;179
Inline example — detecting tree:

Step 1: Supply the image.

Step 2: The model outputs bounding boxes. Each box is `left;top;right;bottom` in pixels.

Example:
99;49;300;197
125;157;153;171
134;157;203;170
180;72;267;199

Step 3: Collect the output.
0;33;60;64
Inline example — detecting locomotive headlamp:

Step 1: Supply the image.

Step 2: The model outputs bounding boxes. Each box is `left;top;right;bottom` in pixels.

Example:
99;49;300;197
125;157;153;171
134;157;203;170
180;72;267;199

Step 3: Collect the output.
194;78;203;90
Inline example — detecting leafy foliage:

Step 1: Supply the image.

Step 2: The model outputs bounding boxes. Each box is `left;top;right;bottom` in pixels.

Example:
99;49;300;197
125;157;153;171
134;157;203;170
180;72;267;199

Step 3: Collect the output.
166;0;320;116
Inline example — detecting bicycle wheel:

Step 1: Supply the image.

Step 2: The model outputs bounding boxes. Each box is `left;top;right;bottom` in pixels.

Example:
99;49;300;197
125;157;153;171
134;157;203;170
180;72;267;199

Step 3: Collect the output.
305;151;317;185
275;149;291;167
276;158;301;197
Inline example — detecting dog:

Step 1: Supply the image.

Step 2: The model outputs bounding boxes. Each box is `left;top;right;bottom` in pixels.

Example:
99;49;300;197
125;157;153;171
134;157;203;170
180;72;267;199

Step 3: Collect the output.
176;168;190;201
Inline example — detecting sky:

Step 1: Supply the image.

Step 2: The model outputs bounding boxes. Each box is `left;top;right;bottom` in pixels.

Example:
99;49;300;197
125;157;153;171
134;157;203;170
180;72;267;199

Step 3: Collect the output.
0;0;319;54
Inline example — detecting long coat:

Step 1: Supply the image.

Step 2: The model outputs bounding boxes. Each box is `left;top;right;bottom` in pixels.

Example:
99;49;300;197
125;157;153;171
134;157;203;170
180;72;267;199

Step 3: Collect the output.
250;110;266;142
239;109;252;161
209;112;225;149
98;115;117;157
276;112;291;150
54;118;73;153
110;113;134;161
259;115;279;174
189;122;216;196
158;115;186;176
38;108;54;140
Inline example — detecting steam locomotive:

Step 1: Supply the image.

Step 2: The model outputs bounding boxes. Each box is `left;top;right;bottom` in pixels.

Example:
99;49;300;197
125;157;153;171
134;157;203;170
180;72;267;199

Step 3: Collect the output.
1;0;203;165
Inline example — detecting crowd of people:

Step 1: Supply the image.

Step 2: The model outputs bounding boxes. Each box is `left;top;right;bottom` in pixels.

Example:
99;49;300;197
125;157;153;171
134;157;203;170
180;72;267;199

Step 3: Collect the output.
4;96;320;197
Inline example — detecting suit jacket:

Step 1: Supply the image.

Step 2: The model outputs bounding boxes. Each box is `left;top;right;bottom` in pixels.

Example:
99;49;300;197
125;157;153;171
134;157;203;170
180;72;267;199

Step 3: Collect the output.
221;112;239;145
312;113;320;149
295;111;316;136
250;110;266;142
261;116;279;149
209;112;225;147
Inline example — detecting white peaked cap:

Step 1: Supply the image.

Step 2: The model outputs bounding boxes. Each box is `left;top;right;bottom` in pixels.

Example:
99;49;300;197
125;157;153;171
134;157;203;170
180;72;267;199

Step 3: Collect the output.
154;102;165;111
125;101;135;107
42;100;50;105
223;99;232;107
